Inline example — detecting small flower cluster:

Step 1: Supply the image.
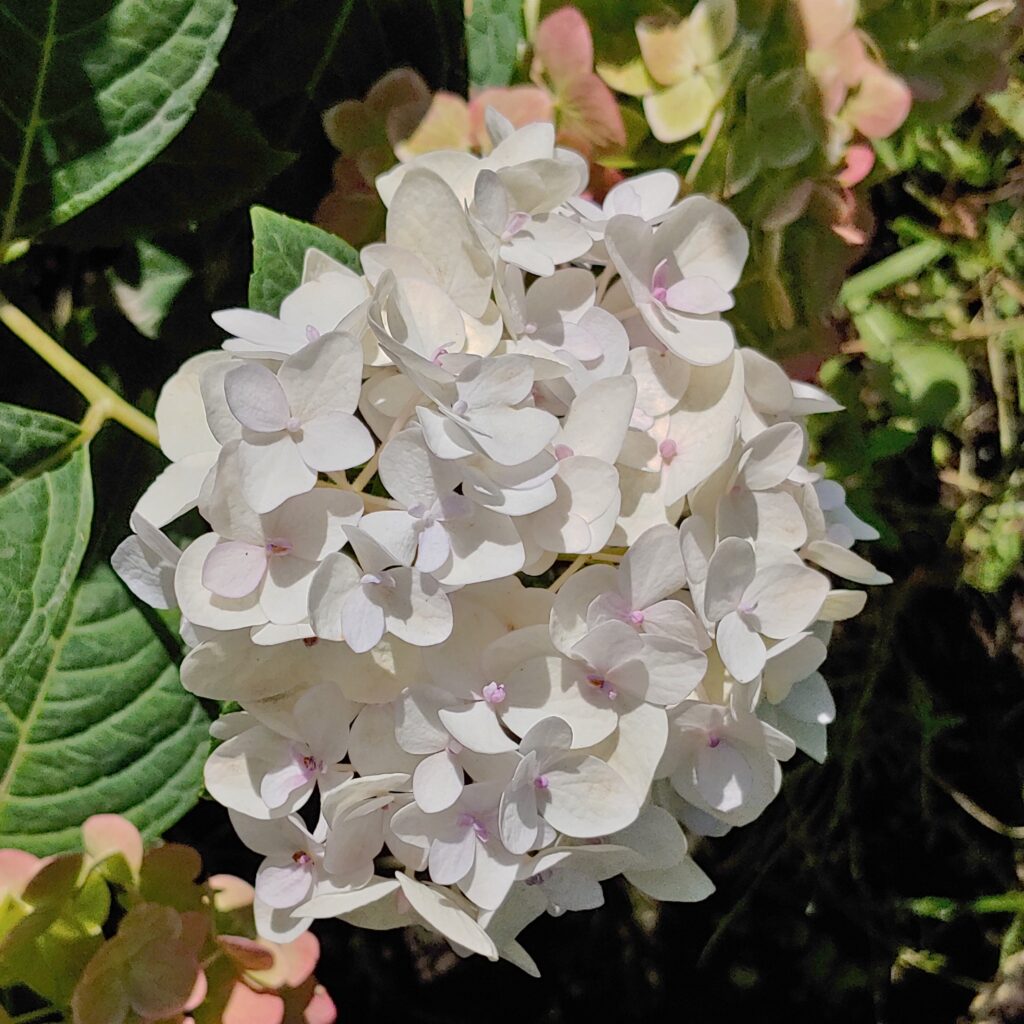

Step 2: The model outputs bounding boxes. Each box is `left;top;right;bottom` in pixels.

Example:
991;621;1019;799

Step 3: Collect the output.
0;815;335;1023
114;111;888;971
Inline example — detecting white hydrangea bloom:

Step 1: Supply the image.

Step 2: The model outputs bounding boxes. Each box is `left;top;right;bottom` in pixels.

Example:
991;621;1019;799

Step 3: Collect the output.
114;118;890;970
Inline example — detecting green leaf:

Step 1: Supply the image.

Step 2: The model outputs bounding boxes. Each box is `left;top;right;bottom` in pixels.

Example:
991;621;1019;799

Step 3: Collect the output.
0;404;208;853
48;89;294;249
0;0;236;246
0;405;92;701
0;857;109;1004
248;205;361;314
840;240;948;308
108;241;192;340
890;340;972;426
466;0;523;89
0;562;210;855
988;80;1024;142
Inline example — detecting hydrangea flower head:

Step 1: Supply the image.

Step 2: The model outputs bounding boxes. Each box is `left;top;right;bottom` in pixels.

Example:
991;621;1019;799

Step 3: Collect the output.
116;111;888;972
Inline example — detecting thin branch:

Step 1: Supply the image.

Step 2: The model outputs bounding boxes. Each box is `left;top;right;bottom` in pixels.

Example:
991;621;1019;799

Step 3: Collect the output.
1;298;159;447
548;554;588;593
951;315;1024;340
930;771;1024;840
685;108;724;187
981;274;1017;457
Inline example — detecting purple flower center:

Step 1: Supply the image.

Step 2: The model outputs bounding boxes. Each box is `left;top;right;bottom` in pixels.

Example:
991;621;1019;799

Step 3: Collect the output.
534;775;550;790
285;416;302;433
360;572;395;589
586;673;618;701
481;681;507;705
707;734;721;749
627;609;645;626
305;324;321;343
651;258;672;304
451;399;469;417
503;211;530;239
265;538;293;556
292;851;312;866
457;813;490;842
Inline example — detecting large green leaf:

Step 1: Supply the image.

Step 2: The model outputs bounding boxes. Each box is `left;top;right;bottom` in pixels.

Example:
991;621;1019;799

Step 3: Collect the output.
466;0;523;89
0;0;236;246
0;404;209;854
248;205;361;314
0;405;91;696
49;89;294;249
0;563;210;855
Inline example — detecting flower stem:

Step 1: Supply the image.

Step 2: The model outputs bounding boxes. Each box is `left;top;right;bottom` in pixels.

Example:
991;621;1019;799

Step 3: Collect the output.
350;393;420;493
0;296;159;448
349;449;380;493
548;554;588;593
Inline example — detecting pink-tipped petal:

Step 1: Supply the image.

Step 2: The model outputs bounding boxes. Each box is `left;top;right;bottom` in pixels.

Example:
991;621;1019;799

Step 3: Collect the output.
202;541;268;599
534;6;594;86
837;143;875;187
663;276;734;315
255;859;314;910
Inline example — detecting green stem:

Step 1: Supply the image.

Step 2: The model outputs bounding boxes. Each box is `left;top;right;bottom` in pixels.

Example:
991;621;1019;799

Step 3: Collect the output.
839;239;947;308
981;275;1017;458
548;554;588;593
0;298;160;448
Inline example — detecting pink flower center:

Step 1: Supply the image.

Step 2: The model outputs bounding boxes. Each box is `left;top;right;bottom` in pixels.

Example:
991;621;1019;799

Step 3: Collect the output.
481;681;507;705
265;538;293;556
586;673;618;700
503;211;530;239
305;324;321;343
360;572;395;589
659;439;678;463
292;851;312;866
457;813;490;842
285;416;302;433
707;734;721;749
534;775;549;790
627;609;645;626
554;443;574;460
651;258;672;304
